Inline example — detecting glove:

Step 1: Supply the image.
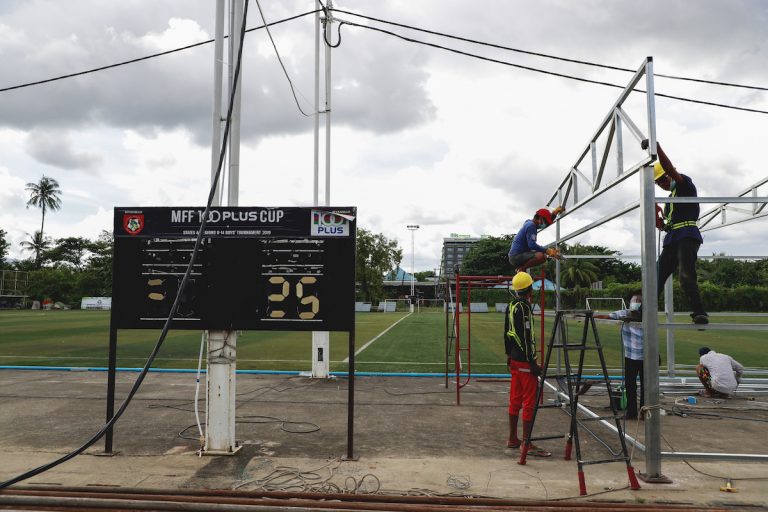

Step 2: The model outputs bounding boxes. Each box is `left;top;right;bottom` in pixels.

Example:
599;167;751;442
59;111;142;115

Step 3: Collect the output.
655;204;666;231
545;247;561;259
641;139;649;150
551;205;565;216
530;363;542;377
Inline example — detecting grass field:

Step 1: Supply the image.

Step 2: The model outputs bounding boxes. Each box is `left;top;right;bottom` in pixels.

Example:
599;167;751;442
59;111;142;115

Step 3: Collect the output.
0;310;766;374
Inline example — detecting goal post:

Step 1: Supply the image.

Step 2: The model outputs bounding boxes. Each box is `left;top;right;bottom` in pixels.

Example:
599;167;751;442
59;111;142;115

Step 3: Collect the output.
417;298;445;313
585;297;627;312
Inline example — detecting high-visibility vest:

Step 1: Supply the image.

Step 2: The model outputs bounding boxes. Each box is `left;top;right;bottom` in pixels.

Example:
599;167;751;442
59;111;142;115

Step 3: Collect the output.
506;298;536;362
665;187;698;230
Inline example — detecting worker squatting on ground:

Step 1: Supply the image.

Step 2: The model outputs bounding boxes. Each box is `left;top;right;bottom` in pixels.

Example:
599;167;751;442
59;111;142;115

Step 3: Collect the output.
507;206;564;273
696;347;744;398
504;272;551;457
594;293;644;420
646;140;709;325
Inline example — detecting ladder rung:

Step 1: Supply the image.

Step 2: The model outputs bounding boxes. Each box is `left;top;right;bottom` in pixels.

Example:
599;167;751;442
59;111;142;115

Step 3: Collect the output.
530;435;564;442
579;457;628;466
577;415;624;422
537;404;563;409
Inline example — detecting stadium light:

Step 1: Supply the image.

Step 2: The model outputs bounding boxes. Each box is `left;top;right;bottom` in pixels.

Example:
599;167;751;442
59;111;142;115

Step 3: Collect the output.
406;225;419;311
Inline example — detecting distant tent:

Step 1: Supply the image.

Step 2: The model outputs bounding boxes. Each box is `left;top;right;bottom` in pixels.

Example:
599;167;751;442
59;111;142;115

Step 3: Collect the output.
385;266;415;282
533;278;559;291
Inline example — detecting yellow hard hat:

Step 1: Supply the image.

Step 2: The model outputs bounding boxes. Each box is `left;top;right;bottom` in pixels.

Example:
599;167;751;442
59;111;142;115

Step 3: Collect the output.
512;272;534;291
653;161;666;181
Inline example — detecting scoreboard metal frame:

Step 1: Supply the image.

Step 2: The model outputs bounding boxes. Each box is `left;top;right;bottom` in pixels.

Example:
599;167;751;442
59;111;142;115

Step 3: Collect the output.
111;206;356;332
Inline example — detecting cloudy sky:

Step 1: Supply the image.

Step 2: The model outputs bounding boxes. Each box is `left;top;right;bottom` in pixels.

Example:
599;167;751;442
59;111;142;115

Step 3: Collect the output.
1;0;766;272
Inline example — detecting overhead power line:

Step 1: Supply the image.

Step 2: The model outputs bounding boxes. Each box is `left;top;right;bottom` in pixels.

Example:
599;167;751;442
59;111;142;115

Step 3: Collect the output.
0;9;320;94
333;8;768;93
335;20;768;116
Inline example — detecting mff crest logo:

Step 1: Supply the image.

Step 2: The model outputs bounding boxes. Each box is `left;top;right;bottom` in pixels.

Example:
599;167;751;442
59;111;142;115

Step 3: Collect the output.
123;213;144;235
310;210;349;237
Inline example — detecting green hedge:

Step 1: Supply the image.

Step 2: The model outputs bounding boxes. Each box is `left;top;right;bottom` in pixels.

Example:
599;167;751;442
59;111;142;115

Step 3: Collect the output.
451;281;768;312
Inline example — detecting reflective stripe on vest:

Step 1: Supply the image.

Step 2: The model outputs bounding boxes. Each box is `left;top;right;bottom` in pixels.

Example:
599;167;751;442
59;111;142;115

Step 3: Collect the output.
506;300;535;360
665;187;698;230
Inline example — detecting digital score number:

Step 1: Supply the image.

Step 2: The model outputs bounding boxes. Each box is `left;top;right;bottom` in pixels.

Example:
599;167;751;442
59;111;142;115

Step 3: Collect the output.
112;206;356;332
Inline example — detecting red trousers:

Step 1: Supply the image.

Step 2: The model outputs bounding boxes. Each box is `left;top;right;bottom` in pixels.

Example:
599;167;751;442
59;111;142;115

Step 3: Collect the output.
508;360;538;421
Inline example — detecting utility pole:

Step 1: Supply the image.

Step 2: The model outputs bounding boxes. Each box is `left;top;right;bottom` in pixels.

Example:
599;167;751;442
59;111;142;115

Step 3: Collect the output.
311;0;333;378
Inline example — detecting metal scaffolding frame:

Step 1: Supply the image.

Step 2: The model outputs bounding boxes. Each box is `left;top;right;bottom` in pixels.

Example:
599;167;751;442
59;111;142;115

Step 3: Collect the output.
538;57;768;478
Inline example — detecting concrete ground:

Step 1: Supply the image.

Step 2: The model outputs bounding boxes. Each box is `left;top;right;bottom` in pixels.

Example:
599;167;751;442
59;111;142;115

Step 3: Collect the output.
0;369;766;509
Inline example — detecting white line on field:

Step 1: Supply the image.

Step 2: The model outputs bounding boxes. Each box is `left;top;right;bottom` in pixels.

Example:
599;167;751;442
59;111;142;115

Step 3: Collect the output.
343;312;413;363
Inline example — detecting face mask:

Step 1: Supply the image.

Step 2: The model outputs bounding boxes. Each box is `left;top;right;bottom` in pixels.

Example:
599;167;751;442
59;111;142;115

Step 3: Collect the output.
630;301;642;311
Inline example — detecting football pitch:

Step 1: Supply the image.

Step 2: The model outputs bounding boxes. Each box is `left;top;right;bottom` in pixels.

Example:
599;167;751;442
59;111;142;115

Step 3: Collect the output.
0;310;766;374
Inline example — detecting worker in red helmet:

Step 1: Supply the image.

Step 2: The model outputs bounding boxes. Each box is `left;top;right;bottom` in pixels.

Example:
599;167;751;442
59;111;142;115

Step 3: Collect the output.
508;206;564;273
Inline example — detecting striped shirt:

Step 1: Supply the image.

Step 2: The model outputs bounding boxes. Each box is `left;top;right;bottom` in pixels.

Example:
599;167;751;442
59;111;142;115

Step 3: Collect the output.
608;310;643;361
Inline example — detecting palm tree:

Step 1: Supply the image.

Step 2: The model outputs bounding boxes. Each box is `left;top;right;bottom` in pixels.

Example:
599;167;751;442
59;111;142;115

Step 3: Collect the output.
25;175;62;263
561;258;600;289
20;231;51;267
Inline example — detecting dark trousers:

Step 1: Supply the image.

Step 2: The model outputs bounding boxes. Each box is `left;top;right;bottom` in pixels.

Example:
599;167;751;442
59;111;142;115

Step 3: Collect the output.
657;237;706;316
624;357;644;419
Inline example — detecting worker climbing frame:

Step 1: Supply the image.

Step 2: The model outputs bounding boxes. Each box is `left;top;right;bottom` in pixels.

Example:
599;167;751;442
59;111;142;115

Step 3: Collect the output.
518;309;641;495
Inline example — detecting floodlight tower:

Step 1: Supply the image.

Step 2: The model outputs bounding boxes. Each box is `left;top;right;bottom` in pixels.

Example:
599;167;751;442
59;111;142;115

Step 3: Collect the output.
407;225;419;312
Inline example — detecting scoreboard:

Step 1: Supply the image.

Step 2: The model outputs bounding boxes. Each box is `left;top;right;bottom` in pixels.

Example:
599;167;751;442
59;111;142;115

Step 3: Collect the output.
112;206;356;331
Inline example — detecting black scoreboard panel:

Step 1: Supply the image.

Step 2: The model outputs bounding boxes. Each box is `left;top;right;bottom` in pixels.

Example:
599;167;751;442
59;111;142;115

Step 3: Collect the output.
112;207;356;331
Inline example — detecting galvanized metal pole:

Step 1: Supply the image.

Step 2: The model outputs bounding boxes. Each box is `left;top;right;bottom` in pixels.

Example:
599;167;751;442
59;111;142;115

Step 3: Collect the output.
209;0;225;207
664;278;675;377
313;1;320;207
324;0;332;206
639;57;666;482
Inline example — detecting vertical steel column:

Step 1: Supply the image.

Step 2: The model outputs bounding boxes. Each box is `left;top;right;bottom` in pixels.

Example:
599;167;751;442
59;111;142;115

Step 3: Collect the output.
313;1;320;207
346;329;355;460
209;0;225;207
104;323;117;453
555;191;563;378
664;278;675;377
455;275;461;405
639;57;666;482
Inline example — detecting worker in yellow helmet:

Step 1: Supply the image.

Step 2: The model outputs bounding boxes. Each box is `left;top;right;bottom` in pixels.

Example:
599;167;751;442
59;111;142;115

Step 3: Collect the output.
644;139;708;325
504;272;550;457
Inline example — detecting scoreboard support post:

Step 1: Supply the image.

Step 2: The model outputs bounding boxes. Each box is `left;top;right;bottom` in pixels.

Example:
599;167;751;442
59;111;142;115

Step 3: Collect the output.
311;331;330;378
204;330;240;455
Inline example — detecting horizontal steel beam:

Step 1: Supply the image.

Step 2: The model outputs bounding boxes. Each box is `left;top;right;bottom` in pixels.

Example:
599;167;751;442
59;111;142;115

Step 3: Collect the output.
658;322;768;331
657;196;768;203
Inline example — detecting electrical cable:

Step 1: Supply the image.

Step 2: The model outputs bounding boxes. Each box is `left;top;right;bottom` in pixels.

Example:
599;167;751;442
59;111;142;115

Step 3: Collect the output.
253;0;314;116
0;0;251;491
193;331;207;451
334;20;768;116
332;8;768;92
0;9;318;94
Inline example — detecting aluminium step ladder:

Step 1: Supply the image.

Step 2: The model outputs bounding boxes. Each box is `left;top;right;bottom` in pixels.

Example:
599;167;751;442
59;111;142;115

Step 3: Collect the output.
518;309;641;496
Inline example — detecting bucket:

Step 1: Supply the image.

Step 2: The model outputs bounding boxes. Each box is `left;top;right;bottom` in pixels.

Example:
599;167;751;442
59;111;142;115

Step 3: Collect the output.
610;386;627;411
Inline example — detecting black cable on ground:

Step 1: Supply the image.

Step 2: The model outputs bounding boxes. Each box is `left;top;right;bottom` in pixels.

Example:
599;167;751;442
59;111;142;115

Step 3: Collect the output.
0;0;251;491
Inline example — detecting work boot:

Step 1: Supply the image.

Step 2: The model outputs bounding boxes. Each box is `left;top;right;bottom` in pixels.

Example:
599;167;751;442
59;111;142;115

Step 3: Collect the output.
507;414;520;448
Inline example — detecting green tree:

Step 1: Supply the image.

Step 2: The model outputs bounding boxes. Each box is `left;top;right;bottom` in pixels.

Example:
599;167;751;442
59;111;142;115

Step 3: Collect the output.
44;237;93;270
0;228;9;268
414;270;436;281
20;231;51;268
461;235;514;276
356;228;402;303
82;230;113;296
25;175;62;264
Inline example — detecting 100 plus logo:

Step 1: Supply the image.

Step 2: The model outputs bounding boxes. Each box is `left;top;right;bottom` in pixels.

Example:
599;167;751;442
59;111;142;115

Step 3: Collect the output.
311;210;350;236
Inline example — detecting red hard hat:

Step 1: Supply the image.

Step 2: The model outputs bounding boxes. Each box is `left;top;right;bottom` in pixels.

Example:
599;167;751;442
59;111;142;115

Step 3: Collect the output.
535;208;553;225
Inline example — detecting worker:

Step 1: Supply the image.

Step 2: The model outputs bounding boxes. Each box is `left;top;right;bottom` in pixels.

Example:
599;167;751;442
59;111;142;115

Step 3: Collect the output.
594;293;644;420
508;206;564;273
504;271;550;457
696;347;744;398
645;140;708;324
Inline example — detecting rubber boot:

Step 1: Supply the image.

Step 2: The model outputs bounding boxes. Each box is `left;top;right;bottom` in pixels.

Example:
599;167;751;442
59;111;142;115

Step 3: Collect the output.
507;414;520;448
